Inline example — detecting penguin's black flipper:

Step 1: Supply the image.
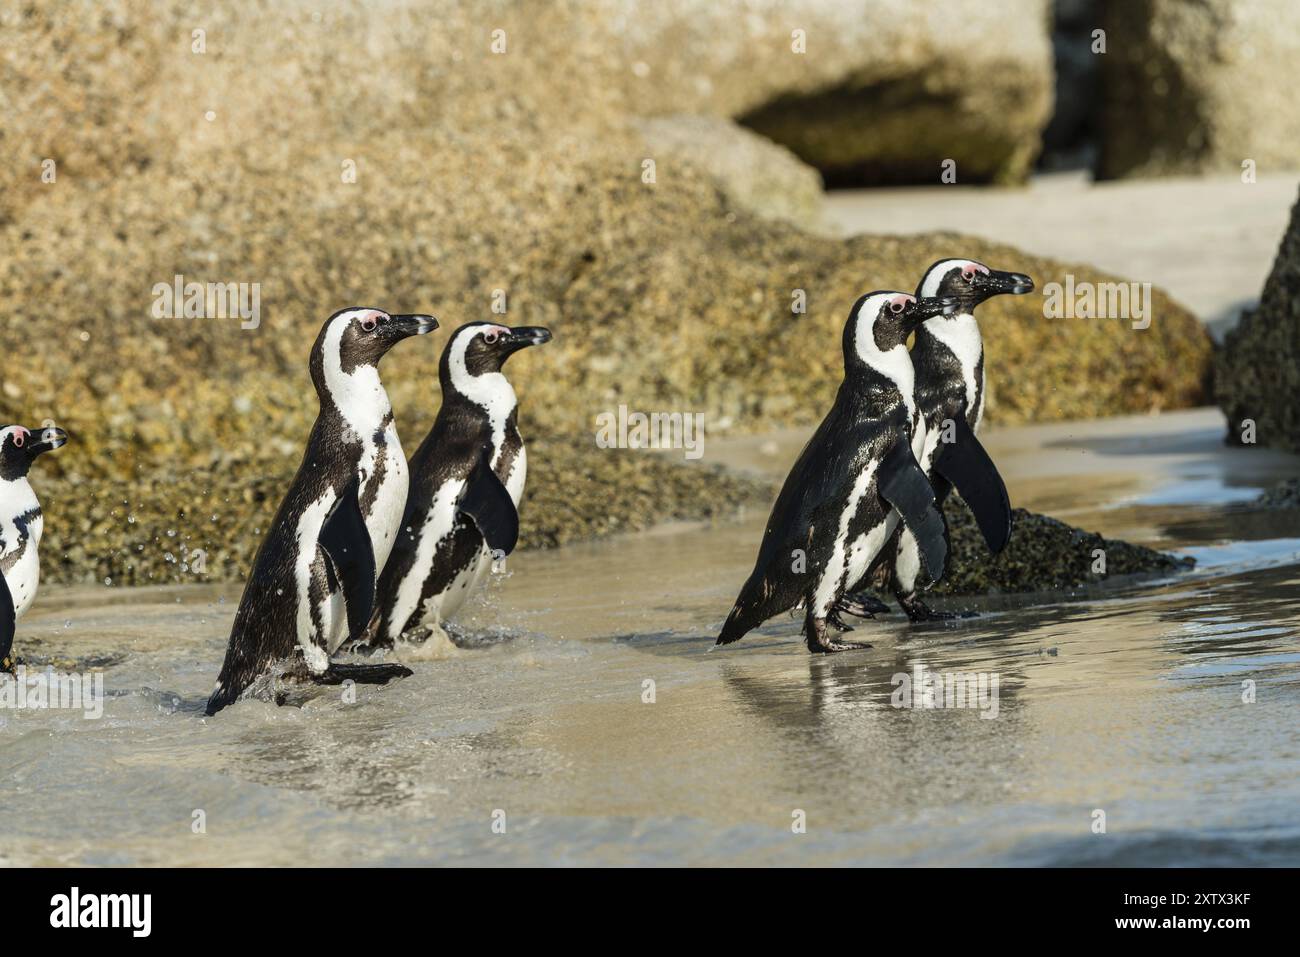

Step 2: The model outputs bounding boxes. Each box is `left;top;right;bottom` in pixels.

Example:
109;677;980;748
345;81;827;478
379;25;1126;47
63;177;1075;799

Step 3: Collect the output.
0;565;15;674
932;415;1013;554
457;447;519;556
319;475;377;644
878;432;948;583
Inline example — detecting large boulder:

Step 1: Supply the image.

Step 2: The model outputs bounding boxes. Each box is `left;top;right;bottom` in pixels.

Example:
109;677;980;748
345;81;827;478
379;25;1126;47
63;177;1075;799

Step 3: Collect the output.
0;0;1055;218
1217;187;1300;452
731;0;1055;184
1100;0;1300;178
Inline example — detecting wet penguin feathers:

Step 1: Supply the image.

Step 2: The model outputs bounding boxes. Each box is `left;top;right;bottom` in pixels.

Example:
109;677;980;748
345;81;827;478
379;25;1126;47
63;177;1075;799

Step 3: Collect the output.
717;292;953;647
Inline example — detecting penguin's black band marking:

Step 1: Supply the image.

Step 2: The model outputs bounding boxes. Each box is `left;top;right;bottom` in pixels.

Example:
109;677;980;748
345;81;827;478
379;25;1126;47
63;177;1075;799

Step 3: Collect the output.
0;565;14;671
932;414;1013;554
878;430;948;582
0;506;41;575
457;446;520;555
318;475;377;644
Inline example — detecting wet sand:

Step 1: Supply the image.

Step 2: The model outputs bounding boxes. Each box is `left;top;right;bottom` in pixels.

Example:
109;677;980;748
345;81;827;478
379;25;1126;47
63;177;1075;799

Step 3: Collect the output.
2;409;1298;866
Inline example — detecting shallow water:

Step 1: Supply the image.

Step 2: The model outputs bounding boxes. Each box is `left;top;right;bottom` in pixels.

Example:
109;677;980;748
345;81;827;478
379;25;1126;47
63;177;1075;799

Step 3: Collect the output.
2;409;1298;866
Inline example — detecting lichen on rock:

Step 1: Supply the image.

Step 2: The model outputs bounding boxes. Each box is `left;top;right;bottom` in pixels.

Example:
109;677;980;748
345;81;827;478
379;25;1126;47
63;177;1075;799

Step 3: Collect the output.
1217;186;1300;453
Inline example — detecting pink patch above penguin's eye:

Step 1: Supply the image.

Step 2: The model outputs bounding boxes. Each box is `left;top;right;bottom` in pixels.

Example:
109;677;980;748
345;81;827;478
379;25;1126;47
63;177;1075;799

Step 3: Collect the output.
961;263;989;281
483;327;502;344
888;294;915;314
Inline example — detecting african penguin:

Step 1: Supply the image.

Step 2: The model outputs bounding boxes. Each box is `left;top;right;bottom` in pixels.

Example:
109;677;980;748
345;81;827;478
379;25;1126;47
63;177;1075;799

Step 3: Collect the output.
357;321;551;653
205;308;438;715
838;258;1033;623
716;291;955;654
0;424;69;674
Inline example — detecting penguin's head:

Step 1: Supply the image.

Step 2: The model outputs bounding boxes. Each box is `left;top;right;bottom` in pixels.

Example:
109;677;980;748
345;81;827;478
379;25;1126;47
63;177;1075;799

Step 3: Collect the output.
312;308;439;382
845;291;958;369
0;424;68;481
916;259;1034;313
441;322;553;387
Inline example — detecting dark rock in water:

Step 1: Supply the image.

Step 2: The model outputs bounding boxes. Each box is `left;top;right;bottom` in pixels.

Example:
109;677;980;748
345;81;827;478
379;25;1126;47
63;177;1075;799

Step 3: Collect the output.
1253;478;1300;510
855;498;1192;598
1217;187;1300;454
934;501;1192;595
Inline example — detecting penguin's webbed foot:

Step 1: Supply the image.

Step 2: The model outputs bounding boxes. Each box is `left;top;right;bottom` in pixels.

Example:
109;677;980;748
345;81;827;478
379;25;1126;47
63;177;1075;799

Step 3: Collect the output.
836;592;891;619
805;616;871;654
898;594;976;622
826;610;855;633
311;662;413;686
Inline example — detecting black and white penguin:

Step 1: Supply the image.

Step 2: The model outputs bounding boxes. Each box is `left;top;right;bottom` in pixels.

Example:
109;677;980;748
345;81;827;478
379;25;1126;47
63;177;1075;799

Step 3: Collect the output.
839;258;1033;622
0;424;69;674
205;308;437;715
359;321;551;652
716;291;956;654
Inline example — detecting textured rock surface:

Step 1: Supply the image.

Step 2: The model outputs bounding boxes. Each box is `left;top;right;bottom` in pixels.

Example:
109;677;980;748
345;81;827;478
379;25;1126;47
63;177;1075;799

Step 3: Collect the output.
1253;478;1300;510
1100;0;1300;179
36;439;775;587
732;0;1054;184
638;115;825;225
1217;187;1300;453
934;502;1192;595
845;500;1192;599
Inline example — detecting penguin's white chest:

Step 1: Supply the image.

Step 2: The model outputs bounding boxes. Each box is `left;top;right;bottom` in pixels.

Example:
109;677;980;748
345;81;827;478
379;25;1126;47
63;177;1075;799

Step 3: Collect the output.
923;312;984;430
0;480;43;620
361;426;410;574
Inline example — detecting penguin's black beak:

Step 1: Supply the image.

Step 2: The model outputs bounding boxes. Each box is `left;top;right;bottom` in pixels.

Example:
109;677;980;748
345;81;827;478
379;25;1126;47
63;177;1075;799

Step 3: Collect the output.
905;295;960;330
25;426;68;460
497;326;552;360
390;314;439;338
974;270;1034;296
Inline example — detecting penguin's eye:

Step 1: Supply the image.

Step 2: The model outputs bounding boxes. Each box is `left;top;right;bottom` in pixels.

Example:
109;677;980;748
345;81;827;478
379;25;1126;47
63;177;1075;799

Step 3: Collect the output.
889;301;906;315
11;433;23;448
361;316;378;332
483;330;499;345
961;264;985;281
